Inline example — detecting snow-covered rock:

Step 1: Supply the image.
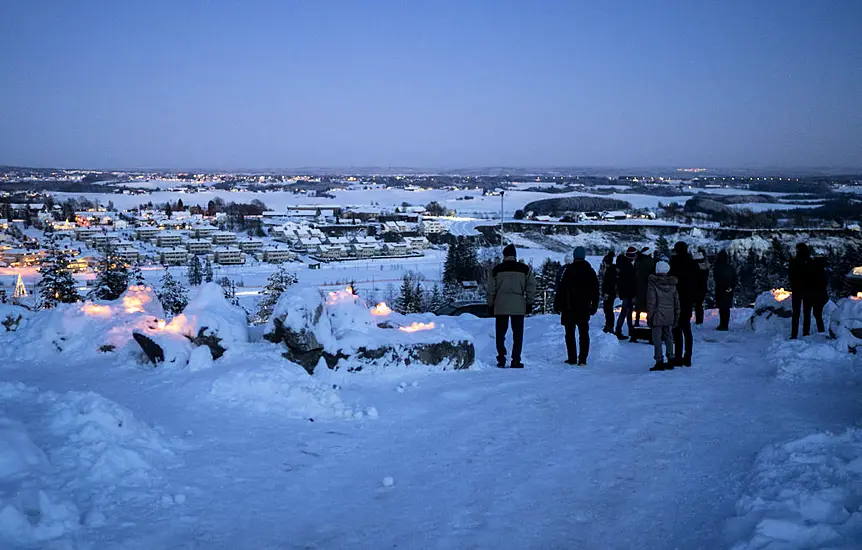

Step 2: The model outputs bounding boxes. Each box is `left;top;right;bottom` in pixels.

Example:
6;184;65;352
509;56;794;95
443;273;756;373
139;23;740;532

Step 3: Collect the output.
264;287;475;373
829;296;862;353
751;289;837;334
727;428;862;549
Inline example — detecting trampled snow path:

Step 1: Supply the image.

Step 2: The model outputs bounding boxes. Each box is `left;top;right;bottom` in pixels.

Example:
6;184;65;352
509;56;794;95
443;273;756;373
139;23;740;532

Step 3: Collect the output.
1;311;860;549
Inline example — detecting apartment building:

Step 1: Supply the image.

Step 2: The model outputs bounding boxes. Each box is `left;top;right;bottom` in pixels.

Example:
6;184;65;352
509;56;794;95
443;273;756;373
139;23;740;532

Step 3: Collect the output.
186;238;213;255
237;238;264;253
213;246;245;265
261;246;295;264
135;227;160;241
212;231;238;245
156;231;185;248
159;247;189;266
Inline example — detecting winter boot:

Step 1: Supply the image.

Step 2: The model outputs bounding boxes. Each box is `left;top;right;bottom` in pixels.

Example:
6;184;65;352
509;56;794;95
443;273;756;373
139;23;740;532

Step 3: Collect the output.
682;357;692;367
496;356;507;369
650;361;667;371
564;359;578;365
510;362;524;369
615;331;628;341
577;358;587;367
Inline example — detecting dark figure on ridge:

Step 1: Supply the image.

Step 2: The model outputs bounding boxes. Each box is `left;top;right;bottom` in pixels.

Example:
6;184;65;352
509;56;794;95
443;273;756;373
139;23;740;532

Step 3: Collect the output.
788;243;813;340
555;246;599;366
669;241;697;366
614;247;638;341
713;250;736;331
647;261;679;371
633;246;655;340
692;250;709;325
598;250;617;333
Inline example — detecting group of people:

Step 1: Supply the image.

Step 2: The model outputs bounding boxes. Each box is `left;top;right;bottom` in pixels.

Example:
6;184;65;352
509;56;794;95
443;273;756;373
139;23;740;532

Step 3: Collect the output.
486;241;831;370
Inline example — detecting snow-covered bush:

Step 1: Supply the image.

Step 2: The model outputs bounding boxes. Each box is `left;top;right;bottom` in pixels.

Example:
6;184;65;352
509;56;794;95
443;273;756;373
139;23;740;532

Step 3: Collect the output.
830;296;862;353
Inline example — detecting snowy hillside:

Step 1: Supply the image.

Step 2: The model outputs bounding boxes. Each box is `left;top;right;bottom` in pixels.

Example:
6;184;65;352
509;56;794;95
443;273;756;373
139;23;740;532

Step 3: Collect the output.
1;288;861;548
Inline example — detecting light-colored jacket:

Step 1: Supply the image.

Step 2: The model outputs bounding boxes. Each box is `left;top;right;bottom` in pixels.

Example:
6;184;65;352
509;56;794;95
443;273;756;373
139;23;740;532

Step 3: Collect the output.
646;273;680;327
487;256;538;316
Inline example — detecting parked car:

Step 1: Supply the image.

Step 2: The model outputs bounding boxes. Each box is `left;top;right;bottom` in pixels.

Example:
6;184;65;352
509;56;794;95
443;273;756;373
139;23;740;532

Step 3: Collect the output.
435;301;491;318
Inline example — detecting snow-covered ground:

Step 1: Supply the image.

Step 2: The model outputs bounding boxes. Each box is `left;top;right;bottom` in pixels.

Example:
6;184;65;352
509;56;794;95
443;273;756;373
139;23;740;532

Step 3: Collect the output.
1;288;860;548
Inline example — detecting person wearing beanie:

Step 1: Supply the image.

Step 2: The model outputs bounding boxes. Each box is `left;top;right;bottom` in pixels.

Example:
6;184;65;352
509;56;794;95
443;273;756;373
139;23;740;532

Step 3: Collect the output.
692;250;710;325
633;245;656;338
614;248;638;340
487;243;537;368
598;250;617;333
555;247;599;365
647;261;679;371
668;241;697;366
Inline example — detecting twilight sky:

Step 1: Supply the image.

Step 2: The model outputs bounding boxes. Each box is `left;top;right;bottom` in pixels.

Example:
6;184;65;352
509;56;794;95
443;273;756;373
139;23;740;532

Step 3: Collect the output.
1;0;860;170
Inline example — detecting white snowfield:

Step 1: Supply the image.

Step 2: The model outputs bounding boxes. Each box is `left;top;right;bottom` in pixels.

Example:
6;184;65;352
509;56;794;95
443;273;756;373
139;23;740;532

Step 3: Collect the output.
1;292;861;549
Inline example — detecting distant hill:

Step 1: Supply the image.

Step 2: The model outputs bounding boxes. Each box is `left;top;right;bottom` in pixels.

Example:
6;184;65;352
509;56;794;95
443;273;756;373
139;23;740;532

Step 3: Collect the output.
523;196;632;215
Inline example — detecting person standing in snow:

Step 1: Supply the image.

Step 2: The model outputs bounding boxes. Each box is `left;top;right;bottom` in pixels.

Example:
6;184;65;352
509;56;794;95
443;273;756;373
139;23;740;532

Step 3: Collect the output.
692;250;710;325
633;246;656;337
669;241;697;366
598;250;617;333
647;261;679;371
488;244;537;368
809;253;829;334
713;250;736;331
788;243;813;339
614;247;638;340
555;246;599;365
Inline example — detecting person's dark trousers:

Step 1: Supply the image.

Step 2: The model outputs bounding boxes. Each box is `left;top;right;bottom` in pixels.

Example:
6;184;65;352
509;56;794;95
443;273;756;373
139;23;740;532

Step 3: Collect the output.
615;297;634;336
790;293;812;338
634;310;643;327
812;301;826;333
694;300;705;325
602;299;615;332
673;302;693;362
718;307;730;330
564;316;590;362
496;315;525;365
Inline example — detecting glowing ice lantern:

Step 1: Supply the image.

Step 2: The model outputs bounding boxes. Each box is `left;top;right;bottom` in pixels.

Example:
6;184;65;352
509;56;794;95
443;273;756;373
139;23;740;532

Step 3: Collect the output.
399;321;435;333
771;288;791;302
370;302;392;316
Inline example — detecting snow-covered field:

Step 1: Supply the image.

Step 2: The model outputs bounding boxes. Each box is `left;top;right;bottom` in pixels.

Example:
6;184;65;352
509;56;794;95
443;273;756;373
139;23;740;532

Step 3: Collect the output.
1;284;861;548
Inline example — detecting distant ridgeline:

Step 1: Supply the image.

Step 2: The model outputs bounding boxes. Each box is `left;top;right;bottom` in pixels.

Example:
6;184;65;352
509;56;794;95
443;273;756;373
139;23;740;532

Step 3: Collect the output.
523;196;633;216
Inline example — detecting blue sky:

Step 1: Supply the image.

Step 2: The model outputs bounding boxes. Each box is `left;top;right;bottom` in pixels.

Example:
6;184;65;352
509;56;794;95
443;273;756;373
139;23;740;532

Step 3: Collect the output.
1;0;860;170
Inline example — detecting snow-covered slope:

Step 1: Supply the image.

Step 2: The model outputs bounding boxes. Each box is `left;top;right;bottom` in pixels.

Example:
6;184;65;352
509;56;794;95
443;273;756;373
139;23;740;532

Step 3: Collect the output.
0;303;860;548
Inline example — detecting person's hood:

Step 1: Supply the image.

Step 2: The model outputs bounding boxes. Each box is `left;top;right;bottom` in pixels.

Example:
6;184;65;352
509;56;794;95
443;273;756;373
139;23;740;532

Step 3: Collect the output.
649;273;678;287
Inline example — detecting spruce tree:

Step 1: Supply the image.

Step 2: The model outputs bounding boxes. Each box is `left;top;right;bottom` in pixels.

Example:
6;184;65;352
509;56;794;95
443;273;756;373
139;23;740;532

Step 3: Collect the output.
254;268;298;324
203;258;214;283
443;240;458;285
38;244;80;309
187;256;203;286
536;259;562;313
89;246;130;301
217;277;240;306
131;265;146;286
426;284;445;313
656;235;671;259
395;274;416;314
157;271;188;315
412;282;425;313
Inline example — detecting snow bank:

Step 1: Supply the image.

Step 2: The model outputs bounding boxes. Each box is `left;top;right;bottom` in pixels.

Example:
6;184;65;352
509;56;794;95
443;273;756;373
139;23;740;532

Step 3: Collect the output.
176;282;249;348
751;289;837;335
0;382;176;548
727;428;862;549
1;286;166;360
768;338;859;382
830;296;862;353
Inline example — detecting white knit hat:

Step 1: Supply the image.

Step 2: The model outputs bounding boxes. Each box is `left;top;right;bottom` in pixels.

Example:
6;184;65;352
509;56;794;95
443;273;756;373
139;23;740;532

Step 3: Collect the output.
655;261;670;274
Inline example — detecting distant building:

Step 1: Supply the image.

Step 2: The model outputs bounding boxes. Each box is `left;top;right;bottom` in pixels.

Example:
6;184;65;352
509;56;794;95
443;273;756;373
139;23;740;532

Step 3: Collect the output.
212;231;238;245
419;220;446;234
261;246;295;264
236;238;264;253
403;236;431;250
135;227;160;241
186;238;213;255
213;246;245;265
156;231;185;248
159;247;189;266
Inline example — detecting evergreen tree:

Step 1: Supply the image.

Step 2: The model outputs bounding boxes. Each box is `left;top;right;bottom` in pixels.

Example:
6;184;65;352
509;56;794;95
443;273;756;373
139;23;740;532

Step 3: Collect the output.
426;284;446;313
254;268;298;324
656;235;671;259
217;277;240;306
203;258;214;283
164;203;172;217
23;208;32;228
88;246;130;301
187;256;203;286
536;259;562;314
412;282;425;313
443;240;458;285
157;271;188;315
131;265;147;286
37;243;80;309
394;273;416;314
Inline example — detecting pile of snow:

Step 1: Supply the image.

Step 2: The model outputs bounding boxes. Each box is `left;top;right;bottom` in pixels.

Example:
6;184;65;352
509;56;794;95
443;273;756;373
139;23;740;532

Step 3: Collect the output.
1;286;166;360
0;382;176;548
767;338;859;382
830;296;862;353
751;289;837;335
209;360;372;420
0;303;31;332
727;428;862;549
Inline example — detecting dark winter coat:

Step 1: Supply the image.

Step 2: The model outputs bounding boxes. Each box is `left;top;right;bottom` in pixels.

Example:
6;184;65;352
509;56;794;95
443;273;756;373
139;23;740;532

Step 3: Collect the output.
555;259;599;325
809;257;829;306
646;273;680;327
694;258;709;300
555;263;568;292
634;254;656;310
669;252;698;307
487;256;538;316
616;255;637;300
713;251;737;309
600;256;617;300
788;251;811;297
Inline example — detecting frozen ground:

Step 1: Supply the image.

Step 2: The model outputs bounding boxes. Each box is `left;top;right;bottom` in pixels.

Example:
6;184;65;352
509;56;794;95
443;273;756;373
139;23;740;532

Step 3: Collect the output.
1;296;860;549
